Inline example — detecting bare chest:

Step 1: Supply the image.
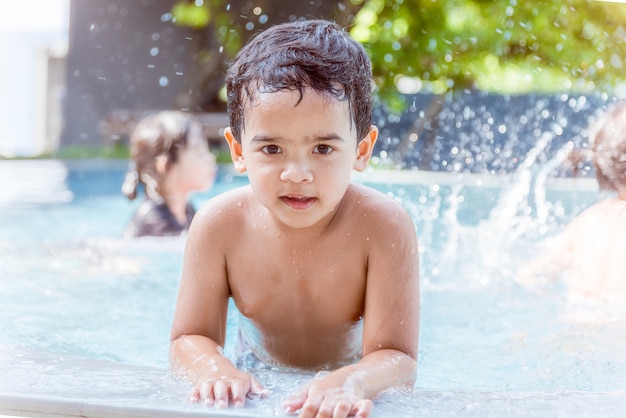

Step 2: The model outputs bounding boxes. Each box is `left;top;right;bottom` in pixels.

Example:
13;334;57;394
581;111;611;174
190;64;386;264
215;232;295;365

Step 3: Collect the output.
226;235;367;325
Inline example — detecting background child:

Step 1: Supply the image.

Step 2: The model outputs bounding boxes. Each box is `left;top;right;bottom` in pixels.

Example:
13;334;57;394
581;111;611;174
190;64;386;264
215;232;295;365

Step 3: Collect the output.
169;20;420;418
520;101;626;303
122;110;216;237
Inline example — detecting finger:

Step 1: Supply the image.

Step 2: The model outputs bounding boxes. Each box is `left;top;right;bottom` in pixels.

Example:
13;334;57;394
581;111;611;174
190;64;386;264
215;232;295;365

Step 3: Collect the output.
200;380;215;406
213;380;230;408
282;390;307;413
313;394;350;418
188;387;200;403
298;394;323;418
231;381;247;408
352;399;373;418
332;399;352;418
310;401;332;418
250;376;270;397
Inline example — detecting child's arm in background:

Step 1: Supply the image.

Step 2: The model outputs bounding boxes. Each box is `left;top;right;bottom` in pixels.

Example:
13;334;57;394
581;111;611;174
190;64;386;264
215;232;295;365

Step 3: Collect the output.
517;219;577;288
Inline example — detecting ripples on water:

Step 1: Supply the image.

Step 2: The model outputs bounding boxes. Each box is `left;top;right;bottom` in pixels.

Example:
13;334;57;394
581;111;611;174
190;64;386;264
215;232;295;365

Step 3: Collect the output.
0;160;625;417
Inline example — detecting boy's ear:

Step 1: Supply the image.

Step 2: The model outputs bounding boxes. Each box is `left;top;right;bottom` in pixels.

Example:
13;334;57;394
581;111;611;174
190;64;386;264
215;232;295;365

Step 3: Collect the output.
353;125;378;172
224;127;247;173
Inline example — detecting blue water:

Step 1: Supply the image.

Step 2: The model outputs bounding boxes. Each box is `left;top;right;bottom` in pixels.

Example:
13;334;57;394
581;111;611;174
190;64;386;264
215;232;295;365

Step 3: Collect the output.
1;159;625;417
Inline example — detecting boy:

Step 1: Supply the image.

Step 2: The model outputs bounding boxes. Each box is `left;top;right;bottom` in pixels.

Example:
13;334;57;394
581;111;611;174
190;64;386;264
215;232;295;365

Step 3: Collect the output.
170;20;420;418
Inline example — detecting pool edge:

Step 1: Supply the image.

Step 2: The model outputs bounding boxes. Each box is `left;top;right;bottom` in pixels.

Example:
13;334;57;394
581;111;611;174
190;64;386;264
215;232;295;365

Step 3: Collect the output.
0;393;268;418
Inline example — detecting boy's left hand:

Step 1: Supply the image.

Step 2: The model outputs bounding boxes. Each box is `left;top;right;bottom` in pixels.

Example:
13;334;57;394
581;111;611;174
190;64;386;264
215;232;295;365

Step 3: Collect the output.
282;371;373;418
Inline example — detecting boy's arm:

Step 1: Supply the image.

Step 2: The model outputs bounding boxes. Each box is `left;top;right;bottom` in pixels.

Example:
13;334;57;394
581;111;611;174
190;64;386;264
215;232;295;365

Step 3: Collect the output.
170;335;266;406
169;200;266;407
284;200;419;417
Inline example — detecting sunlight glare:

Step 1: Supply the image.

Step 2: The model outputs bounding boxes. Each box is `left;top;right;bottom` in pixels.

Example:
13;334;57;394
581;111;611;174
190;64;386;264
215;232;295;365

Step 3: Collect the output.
0;0;68;32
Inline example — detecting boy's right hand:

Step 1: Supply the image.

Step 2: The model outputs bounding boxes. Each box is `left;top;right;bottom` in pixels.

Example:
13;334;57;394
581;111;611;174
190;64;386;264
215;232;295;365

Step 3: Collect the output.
189;369;268;408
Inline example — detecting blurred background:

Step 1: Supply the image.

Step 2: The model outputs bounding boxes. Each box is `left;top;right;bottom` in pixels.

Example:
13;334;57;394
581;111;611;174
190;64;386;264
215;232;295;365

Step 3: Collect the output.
0;0;68;157
1;0;626;174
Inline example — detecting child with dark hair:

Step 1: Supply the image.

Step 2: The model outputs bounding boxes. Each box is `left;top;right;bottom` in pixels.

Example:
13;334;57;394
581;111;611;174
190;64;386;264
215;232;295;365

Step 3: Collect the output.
169;20;420;418
520;102;626;302
122;111;216;237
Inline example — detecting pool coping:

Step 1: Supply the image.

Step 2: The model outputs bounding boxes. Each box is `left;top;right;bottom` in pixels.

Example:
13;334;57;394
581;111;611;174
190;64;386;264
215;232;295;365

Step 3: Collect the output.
2;345;625;418
3;389;626;418
0;393;265;418
0;346;272;418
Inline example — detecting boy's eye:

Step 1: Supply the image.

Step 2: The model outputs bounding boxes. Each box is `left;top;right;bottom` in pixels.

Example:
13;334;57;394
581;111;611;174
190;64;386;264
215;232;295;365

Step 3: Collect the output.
314;144;333;155
262;145;281;154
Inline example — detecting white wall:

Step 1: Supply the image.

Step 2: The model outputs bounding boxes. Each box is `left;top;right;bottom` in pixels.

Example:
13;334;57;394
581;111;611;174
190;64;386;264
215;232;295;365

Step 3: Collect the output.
0;0;69;157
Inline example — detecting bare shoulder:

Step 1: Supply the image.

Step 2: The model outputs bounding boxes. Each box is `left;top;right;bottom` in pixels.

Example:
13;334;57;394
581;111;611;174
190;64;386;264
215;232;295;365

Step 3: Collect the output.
562;198;626;242
187;185;253;241
345;182;417;242
347;182;415;223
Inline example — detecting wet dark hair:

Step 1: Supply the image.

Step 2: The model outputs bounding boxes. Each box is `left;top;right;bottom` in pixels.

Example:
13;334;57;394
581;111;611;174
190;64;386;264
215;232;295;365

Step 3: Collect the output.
569;102;626;193
226;19;373;143
122;111;197;201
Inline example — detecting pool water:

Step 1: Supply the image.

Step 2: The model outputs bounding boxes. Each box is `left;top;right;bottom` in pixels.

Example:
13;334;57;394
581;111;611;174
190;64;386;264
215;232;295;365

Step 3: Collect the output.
1;159;625;417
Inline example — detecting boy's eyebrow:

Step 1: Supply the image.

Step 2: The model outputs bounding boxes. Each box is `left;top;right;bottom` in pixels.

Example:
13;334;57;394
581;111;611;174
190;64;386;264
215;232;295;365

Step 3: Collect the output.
250;134;346;142
250;134;276;143
312;134;345;142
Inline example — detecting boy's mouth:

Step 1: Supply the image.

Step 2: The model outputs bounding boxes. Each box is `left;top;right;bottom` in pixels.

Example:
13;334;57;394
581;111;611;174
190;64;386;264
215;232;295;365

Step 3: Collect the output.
281;195;316;210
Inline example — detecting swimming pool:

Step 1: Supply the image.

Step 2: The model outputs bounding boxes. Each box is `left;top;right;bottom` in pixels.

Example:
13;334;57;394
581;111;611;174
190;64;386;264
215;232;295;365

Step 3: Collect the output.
1;159;625;417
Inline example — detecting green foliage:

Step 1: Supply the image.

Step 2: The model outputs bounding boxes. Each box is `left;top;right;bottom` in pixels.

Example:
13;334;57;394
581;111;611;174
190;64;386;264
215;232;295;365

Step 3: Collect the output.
172;2;211;29
49;145;130;159
172;0;243;57
11;144;233;163
351;0;626;110
171;0;626;112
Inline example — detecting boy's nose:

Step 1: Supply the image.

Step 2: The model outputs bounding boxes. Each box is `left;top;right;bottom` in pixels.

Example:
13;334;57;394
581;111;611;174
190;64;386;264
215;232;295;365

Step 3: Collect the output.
280;160;313;183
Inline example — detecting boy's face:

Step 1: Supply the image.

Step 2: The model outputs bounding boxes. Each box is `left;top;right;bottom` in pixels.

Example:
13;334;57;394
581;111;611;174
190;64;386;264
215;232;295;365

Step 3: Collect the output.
225;88;376;229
